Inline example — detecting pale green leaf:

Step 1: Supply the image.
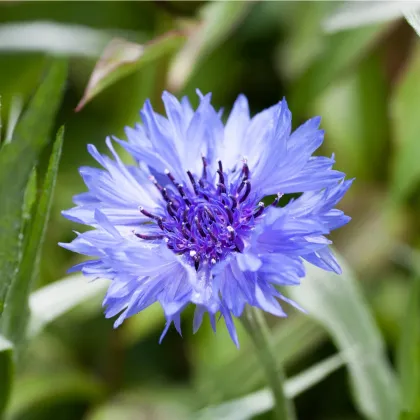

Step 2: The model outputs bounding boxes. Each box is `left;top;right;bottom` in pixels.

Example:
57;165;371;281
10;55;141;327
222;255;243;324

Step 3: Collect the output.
0;22;111;57
289;255;399;420
76;32;185;111
28;274;108;337
195;353;345;420
323;1;417;33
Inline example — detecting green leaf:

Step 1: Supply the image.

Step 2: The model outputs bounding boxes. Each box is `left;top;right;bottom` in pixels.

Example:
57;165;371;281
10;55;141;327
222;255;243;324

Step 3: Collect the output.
0;22;112;57
168;0;253;91
391;44;420;201
0;334;13;416
84;388;190;420
312;53;387;180
0;59;67;329
28;274;108;338
6;372;105;420
195;353;345;420
289;254;399;420
76;32;185;111
195;315;325;404
290;23;390;115
1;128;64;347
397;276;420;414
323;2;411;33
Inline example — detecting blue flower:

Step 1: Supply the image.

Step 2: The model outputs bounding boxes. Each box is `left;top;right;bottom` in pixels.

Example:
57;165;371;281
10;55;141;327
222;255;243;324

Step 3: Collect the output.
61;91;352;346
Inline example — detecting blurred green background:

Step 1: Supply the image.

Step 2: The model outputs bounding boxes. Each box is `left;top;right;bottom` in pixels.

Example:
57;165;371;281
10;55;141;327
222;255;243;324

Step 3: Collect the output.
0;1;420;419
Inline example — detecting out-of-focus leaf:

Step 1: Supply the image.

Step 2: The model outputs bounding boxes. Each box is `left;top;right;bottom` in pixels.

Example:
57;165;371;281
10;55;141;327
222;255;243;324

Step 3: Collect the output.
6;372;105;420
391;45;420;200
121;302;165;346
76;32;185;111
0;334;13;416
197;315;325;404
323;1;418;33
404;9;420;37
0;59;67;327
84;388;190;420
28;274;108;337
290;23;390;115
168;1;253;91
195;353;345;420
0;22;112;57
312;53;387;180
1;128;64;346
397;276;420;415
289;255;399;420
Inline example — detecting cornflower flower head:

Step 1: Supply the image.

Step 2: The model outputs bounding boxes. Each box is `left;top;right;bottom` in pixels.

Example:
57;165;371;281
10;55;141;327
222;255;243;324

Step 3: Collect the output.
61;91;352;346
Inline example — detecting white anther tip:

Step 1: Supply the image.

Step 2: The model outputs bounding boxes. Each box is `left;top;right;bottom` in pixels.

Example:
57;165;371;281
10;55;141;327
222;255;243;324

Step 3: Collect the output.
190;250;197;257
259;202;264;206
227;226;234;232
164;168;170;174
211;258;217;264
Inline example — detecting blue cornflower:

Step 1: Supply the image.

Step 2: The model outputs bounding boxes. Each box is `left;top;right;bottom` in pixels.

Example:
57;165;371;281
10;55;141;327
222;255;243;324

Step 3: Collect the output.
61;91;352;346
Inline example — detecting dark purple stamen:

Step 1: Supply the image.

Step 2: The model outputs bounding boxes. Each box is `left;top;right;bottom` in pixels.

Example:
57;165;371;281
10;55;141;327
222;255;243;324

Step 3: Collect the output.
242;161;249;179
239;180;251;203
202;156;208;180
134;232;165;240
140;158;263;267
272;193;283;207
253;202;265;218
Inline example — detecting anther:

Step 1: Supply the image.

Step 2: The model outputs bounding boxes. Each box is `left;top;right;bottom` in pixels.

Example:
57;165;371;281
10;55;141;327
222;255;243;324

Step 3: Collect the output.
272;193;283;207
224;205;234;224
167;202;177;218
139;207;163;222
242;161;249;179
134;232;165;240
227;225;235;241
149;175;163;192
201;156;208;180
194;216;206;237
165;169;176;183
229;194;238;210
211;258;217;264
253;202;265;218
187;170;198;194
239;180;251;203
217;183;227;194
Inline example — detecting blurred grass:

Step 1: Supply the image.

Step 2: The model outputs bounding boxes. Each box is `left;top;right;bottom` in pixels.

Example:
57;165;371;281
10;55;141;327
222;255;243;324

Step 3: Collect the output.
0;1;419;419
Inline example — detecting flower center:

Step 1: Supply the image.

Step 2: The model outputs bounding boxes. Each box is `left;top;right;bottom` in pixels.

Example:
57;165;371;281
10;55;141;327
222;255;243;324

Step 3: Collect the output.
136;159;281;270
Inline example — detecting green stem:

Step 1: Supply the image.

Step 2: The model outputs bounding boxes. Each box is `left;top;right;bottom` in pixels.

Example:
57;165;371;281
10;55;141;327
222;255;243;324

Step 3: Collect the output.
241;307;296;420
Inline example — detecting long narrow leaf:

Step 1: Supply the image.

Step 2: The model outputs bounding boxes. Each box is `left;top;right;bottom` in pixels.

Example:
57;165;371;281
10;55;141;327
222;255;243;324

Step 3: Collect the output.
0;59;67;329
289;255;399;420
196;353;345;420
397;276;420;415
28;274;108;338
0;334;13;416
1;128;64;346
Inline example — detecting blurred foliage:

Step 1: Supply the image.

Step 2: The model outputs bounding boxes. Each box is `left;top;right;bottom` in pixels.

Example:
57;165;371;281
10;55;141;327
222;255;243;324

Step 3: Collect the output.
0;1;420;419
